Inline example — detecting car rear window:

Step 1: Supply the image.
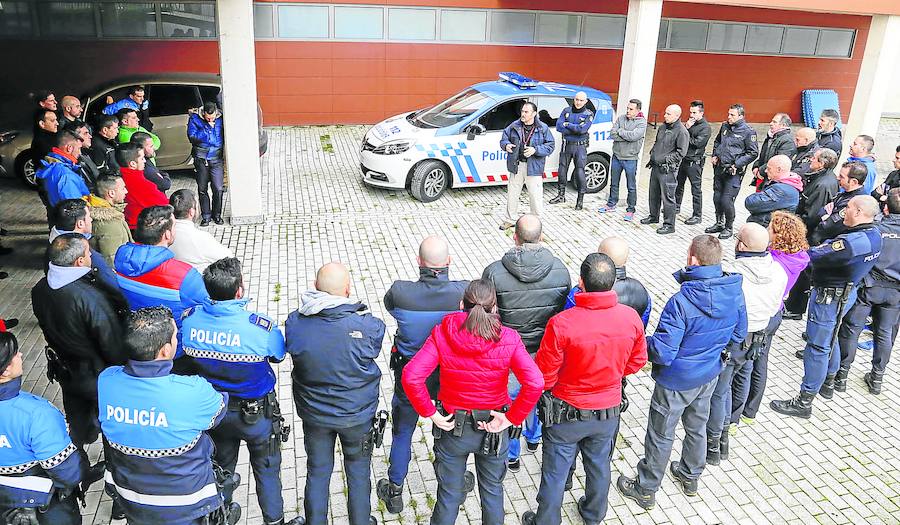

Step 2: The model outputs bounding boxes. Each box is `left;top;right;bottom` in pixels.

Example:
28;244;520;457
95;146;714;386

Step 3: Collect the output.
147;85;201;117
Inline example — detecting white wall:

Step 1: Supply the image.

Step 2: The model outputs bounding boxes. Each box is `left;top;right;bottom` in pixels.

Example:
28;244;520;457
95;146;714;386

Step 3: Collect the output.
884;59;900;117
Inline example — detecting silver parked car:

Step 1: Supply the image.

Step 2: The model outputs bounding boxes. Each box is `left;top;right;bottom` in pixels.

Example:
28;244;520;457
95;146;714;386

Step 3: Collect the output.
0;72;267;188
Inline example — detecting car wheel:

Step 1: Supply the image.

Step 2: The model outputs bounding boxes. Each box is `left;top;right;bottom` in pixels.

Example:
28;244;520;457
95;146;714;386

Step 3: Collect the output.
14;150;38;190
584;153;609;194
408;160;449;203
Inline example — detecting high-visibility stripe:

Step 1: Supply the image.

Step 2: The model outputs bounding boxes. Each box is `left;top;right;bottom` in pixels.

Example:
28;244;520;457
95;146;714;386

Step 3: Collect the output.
105;471;218;507
0;475;53;493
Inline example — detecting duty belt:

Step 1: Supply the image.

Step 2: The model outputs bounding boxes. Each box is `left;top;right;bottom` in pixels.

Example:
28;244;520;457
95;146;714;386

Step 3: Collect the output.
563;139;589;147
227;394;266;411
813;284;852;305
538;391;620;428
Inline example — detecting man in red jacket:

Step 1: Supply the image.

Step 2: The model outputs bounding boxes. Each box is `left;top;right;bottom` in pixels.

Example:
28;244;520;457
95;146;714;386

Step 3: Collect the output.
524;253;647;525
116;143;168;230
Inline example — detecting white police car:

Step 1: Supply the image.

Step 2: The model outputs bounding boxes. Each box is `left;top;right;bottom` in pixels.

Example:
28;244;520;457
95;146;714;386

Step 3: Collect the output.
360;73;614;202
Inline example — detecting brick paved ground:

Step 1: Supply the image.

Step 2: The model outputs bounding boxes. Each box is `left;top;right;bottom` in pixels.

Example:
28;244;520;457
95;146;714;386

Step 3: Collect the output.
1;120;899;525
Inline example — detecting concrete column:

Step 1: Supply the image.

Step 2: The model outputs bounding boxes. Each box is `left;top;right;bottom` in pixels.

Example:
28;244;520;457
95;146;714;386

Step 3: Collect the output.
843;15;900;156
217;0;264;224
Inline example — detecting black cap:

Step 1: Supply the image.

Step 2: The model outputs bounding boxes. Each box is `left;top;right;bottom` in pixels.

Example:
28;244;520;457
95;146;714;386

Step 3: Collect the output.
0;332;19;372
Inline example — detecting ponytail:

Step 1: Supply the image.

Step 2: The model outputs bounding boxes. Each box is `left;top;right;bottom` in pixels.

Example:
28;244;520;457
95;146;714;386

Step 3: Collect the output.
461;279;502;342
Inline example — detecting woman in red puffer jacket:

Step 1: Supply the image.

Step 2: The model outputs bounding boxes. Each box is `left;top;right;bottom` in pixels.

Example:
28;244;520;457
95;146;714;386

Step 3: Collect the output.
402;279;543;525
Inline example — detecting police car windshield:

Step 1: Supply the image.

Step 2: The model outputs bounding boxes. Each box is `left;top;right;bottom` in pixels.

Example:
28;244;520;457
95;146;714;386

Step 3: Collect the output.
413;89;491;128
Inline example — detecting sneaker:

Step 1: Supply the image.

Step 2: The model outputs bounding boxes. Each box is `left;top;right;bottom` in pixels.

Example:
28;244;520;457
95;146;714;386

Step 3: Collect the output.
376;478;404;514
526;442;539;453
668;462;698;496
624;212;634;221
521;511;537;525
499;222;515;231
858;340;874;351
598;205;615;213
740;415;755;425
200;218;210;227
463;471;476;493
727;423;738;436
2;318;18;330
616;475;655;510
507;458;521;473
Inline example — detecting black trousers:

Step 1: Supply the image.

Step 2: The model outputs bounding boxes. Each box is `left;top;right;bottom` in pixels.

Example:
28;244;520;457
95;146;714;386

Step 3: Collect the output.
785;267;812;315
675;159;703;218
193;157;225;220
557;142;587;194
648;167;677;226
839;284;900;372
712;165;741;228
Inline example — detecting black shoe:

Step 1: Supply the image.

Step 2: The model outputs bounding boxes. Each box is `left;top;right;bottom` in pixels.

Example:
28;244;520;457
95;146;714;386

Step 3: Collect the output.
507;458;520;473
285;517;306;525
639;217;659;225
213;216;225;225
783;311;804;321
718;228;733;240
864;369;884;395
0;228;8;236
0;246;13;256
706;436;720;466
819;373;836;400
574;193;584;211
2;318;18;329
564;470;574;491
616;475;655;510
376;478;404;514
464;471;476;493
770;391;815;419
685;216;702;225
795;349;804;359
719;433;730;462
111;500;126;520
0;272;7;280
521;511;537;525
668;462;698;496
834;367;849;393
368;516;377;525
656;225;675;235
82;460;105;491
549;193;566;204
577;496;601;525
526;442;539;453
226;502;242;525
704;222;725;234
200;218;210;227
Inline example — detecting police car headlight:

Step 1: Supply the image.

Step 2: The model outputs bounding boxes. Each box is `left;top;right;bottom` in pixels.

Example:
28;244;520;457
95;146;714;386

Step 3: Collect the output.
373;140;414;155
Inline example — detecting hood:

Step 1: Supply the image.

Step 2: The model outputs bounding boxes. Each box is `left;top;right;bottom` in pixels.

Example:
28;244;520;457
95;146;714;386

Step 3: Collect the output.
49;227;91;243
364;113;427;147
90;201;126;221
729;253;778;286
204;298;251;316
848;155;876;168
114;243;174;277
770;249;811;275
778;173;804;191
673;264;743;319
439;311;501;356
47;263;91;290
36;153;78;179
297;290;360;316
501;244;556;283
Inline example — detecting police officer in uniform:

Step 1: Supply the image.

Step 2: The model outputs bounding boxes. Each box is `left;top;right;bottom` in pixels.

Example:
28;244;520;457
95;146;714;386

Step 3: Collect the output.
675;100;712;225
99;307;241;525
771;196;883;419
0;332;84;525
550;92;594;210
706;104;759;239
182;258;303;525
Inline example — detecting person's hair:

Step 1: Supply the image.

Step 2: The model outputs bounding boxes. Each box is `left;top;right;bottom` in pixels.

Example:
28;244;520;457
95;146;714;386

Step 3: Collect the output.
130;131;152;147
462;279;502;342
116;107;137;124
48;234;87;266
62;120;88;135
54;199;88;231
55;129;81;149
841;161;868;186
94;174;122;198
689;235;722;266
895;144;900;154
0;331;19;371
169;189;196;219
515;216;542;244
96;114;118;132
816;148;838;170
202;101;218;115
115;142;143;167
124;307;174;362
887;188;900;215
580;253;616;293
729;103;745;116
768;211;809;254
33;89;54;105
134;205;174;245
203;257;242;301
775;113;792;127
628;98;642;109
128;85;145;96
522;101;537;113
856;134;875;153
690;100;704;111
820;109;840;123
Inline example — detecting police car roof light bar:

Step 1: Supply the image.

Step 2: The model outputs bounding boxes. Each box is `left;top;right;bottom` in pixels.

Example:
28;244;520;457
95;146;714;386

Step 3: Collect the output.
499;72;539;89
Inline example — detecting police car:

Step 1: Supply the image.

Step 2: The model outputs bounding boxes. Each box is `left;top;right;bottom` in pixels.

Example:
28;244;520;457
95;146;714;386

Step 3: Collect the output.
360;73;614;202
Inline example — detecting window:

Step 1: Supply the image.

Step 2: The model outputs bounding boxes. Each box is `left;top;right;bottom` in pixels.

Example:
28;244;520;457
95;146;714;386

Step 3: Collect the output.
440;10;486;42
334;6;383;40
669;20;708;50
160;3;216;38
388;8;435;41
532;97;569;127
198;86;222;106
478;99;527;132
490;11;535;44
146;85;200;118
537;14;579;45
657;20;669;48
0;2;32;36
745;25;783;54
782;27;819;55
38;2;95;37
99;3;157;38
817;29;854;57
707;23;746;52
277;5;328;39
582;15;625;47
253;4;274;38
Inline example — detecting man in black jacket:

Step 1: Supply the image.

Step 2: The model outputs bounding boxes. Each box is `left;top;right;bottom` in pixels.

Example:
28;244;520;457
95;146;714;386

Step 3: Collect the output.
675;100;711;225
707;104;759;239
31;234;128;485
753;113;796;188
482;214;570;471
872;145;900;206
791;127;820;178
641;104;689;235
810;161;868;246
90;114;121;176
816;109;843;154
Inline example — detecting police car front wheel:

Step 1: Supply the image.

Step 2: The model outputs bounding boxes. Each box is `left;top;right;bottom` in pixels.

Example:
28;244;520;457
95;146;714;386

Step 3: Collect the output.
409;160;449;203
584;153;610;194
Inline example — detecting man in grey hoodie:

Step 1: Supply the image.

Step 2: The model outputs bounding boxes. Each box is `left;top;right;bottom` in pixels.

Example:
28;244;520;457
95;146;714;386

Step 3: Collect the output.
601;99;647;221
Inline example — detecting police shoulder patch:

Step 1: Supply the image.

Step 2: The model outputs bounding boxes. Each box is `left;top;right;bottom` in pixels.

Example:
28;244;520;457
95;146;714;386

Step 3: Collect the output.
839;209;846;218
181;306;196;320
831;240;845;251
249;313;274;332
750;134;757;142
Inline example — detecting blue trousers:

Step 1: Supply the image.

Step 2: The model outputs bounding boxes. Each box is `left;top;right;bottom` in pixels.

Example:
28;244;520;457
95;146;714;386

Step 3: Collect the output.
839;285;900;372
801;286;857;393
731;311;782;421
208;405;284;524
508;372;541;460
606;156;638;212
707;343;746;438
0;498;80;525
302;420;372;525
534;416;618;524
388;363;439;485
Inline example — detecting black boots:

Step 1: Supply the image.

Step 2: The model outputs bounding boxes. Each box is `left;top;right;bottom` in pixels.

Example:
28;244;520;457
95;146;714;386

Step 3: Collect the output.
770;391;815;419
549;185;566;204
834;367;850;393
719;433;730;462
376;479;404;514
864;369;884;395
575;193;584;210
705;221;724;234
819;374;836;400
706;435;720;466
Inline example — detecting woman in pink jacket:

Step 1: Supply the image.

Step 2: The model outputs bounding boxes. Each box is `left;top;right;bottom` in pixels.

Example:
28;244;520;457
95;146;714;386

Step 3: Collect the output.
402;279;543;525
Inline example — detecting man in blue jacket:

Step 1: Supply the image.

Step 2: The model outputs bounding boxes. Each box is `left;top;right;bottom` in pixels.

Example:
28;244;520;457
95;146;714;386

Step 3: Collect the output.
499;102;556;230
550;92;594;210
618;235;747;510
847;134;878;195
286;262;385;525
188;102;225;226
744;155;803;227
35;130;90;224
377;237;469;514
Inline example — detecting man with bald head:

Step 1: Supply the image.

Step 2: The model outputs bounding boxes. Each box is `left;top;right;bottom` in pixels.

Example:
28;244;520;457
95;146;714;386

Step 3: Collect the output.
772;195;883;418
286;262;386;525
744;154;802;227
791;127;819;177
60;95;84;126
707;223;787;464
377;236;469;513
642;104;689;234
551;91;594;209
753;113;796;188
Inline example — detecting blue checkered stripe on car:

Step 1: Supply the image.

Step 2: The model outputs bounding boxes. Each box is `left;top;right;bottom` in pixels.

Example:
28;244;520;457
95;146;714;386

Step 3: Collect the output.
415;143;481;183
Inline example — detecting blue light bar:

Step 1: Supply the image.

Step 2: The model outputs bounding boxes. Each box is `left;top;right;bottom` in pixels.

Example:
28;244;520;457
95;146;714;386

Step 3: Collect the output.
499;72;538;88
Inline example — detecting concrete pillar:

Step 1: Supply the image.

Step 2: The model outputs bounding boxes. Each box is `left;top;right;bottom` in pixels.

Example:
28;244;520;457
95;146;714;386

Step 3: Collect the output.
843;15;900;156
217;0;264;224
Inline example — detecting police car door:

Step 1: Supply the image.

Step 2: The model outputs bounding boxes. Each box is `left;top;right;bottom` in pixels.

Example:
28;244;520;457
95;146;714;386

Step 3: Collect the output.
462;98;527;186
531;96;569;180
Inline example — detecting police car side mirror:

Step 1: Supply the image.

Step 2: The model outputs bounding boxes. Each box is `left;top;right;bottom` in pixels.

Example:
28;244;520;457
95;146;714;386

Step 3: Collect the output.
467;124;486;140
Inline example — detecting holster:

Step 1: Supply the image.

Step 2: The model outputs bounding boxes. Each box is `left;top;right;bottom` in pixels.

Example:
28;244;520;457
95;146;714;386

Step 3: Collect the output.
44;346;71;384
263;392;290;456
238;398;263;426
373;410;389;448
537;391;563;428
620;377;630;413
2;507;39;525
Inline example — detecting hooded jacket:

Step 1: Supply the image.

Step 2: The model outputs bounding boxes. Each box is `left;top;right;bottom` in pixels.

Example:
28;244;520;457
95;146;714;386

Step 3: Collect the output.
797;168;840;236
564;266;652;327
610;113;648;161
648;265;748;391
89;199;133;266
726;252;788;333
402;311;543;426
286;291;385;428
35;151;89;207
482;244;571;353
188;111;224;161
745;173;803;227
121;167;168;230
817;127;842;155
771;249;811;301
847;155;877;195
